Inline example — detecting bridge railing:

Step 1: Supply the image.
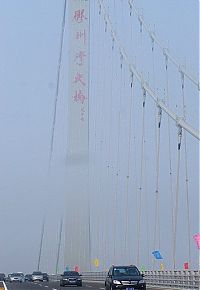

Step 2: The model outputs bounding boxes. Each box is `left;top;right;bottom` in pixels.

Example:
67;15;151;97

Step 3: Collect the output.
81;270;200;289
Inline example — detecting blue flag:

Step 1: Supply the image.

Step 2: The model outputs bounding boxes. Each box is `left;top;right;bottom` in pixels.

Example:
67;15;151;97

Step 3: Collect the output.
152;250;163;259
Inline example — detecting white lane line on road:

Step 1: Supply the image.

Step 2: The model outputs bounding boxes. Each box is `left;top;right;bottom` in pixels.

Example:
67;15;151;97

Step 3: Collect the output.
3;282;8;290
99;288;104;289
52;288;57;290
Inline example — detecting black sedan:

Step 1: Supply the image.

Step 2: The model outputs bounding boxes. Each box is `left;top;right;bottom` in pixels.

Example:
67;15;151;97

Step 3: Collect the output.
60;271;82;287
25;274;32;282
105;265;146;290
0;273;6;282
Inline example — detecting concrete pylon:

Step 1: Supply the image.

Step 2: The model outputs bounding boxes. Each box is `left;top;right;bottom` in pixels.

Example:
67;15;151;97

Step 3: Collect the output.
65;0;90;272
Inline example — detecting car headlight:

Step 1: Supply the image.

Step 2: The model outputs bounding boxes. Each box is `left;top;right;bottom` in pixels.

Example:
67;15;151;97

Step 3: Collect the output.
139;280;145;284
113;280;121;285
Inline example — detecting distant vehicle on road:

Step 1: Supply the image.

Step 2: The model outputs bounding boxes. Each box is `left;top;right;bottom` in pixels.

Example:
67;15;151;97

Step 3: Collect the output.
42;273;49;282
32;271;44;282
25;274;33;282
0;273;6;282
105;265;146;290
60;271;82;287
8;273;24;283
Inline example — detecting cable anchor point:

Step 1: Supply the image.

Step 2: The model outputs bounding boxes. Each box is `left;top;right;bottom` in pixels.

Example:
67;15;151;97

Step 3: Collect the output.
163;49;168;70
130;72;134;88
177;125;182;150
120;53;123;69
157;106;162;128
142;87;146;107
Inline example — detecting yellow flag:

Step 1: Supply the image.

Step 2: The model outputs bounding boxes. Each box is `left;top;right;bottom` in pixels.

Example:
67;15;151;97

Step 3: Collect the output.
160;263;164;271
94;258;99;268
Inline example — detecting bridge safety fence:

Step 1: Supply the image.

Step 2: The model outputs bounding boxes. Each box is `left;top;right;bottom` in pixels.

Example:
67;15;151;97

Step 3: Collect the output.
80;270;200;289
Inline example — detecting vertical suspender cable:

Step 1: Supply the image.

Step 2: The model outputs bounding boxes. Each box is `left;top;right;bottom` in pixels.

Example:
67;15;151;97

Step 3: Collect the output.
56;218;63;274
153;106;162;268
164;53;174;260
101;14;109;270
93;3;101;263
106;32;114;265
49;0;67;170
37;219;45;271
181;72;191;266
136;88;146;266
104;34;114;267
144;145;150;268
173;126;182;269
113;53;123;263
152;35;160;269
124;73;134;261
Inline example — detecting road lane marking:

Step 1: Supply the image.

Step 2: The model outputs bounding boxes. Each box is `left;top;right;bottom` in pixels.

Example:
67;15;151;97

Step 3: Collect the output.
99;288;105;289
3;282;8;290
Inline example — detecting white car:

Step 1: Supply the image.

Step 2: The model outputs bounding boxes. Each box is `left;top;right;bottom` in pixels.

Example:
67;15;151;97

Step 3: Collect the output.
32;271;43;282
9;273;24;283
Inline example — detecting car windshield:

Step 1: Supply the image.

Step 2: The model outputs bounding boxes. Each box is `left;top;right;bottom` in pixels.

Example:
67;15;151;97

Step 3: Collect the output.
63;271;79;276
33;272;42;275
113;267;140;276
11;273;22;277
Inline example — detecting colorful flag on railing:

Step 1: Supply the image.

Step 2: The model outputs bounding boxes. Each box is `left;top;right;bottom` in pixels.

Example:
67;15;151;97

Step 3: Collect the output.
152;250;163;259
94;258;99;268
75;265;79;272
160;263;164;271
193;234;200;249
184;262;189;270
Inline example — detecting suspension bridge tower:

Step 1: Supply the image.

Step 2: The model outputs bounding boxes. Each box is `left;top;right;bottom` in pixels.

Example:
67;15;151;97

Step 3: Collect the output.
65;0;90;272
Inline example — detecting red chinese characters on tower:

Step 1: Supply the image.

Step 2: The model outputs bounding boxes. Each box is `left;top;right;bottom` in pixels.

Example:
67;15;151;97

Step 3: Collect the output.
72;5;88;122
76;29;86;45
74;72;86;86
73;90;87;105
74;9;87;23
75;51;86;66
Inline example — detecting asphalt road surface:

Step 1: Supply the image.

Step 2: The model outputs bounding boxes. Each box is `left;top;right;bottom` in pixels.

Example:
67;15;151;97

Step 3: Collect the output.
5;281;159;290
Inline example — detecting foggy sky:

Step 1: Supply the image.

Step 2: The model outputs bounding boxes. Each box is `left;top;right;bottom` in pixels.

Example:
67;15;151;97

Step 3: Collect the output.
0;0;199;274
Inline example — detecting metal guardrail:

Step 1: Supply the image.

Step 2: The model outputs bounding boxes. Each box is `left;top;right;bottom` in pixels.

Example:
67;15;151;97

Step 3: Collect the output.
81;270;200;289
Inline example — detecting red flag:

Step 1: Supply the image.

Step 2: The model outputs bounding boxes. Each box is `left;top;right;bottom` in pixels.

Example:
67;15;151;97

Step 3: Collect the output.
184;262;189;270
193;234;200;249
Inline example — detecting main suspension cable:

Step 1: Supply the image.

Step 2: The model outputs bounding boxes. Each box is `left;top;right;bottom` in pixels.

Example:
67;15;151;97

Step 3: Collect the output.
128;0;199;90
49;0;67;170
98;0;199;140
